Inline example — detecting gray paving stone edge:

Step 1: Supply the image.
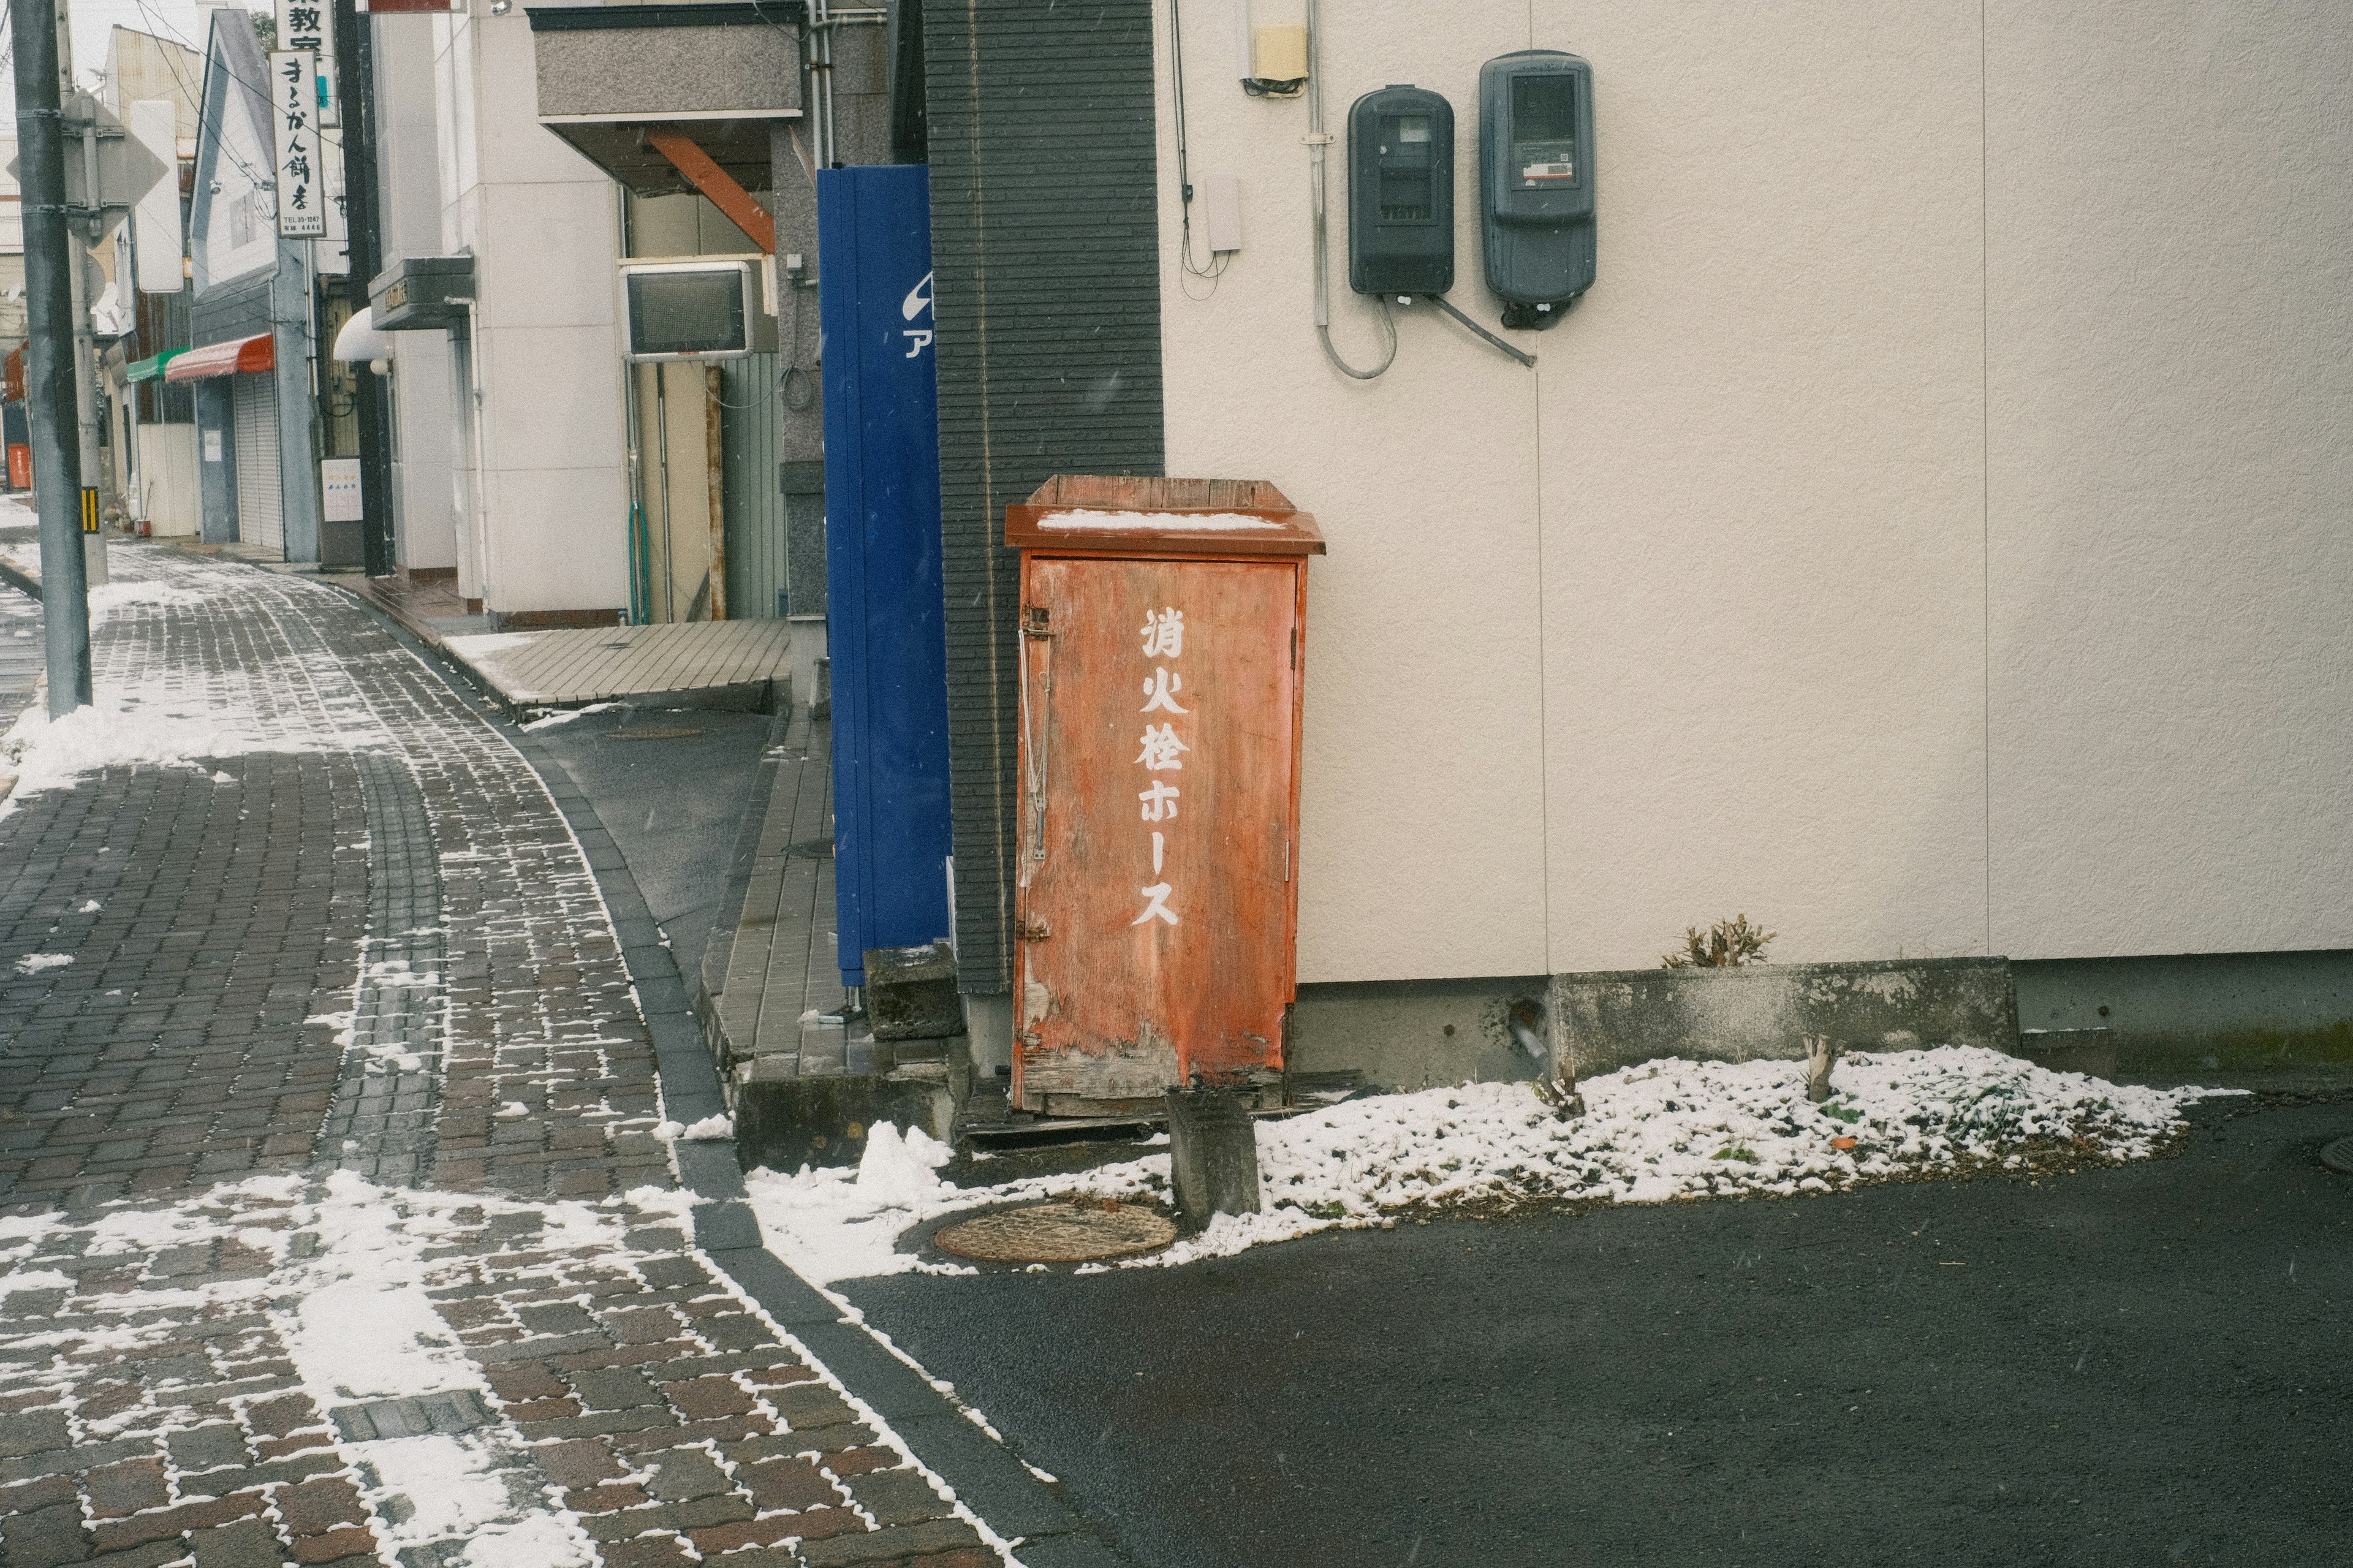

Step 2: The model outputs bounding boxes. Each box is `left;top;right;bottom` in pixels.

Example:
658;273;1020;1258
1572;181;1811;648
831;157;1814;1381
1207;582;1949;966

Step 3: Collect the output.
428;651;1131;1568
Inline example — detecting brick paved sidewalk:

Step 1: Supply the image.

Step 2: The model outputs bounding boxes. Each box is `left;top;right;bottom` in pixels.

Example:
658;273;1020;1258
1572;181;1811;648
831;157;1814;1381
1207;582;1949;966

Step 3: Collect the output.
0;553;1007;1568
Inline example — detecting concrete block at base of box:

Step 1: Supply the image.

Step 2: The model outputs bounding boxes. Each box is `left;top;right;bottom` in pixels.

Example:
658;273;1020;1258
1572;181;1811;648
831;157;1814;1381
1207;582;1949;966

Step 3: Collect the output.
864;941;965;1042
730;1069;953;1172
1548;957;2020;1081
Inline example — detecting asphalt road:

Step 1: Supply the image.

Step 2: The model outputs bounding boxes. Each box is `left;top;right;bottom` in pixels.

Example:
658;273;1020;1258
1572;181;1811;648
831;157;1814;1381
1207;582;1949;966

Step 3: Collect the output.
525;702;778;986
846;1094;2351;1568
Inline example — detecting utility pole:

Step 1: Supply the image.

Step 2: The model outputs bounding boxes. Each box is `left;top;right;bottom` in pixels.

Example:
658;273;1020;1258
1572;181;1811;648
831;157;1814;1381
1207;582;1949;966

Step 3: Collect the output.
334;0;393;577
12;0;94;711
55;0;108;575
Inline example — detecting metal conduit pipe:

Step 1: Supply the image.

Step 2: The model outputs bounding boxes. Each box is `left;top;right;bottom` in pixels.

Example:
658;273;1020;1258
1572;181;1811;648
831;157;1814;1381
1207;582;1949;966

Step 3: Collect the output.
447;297;494;608
806;2;887;169
1305;0;1393;379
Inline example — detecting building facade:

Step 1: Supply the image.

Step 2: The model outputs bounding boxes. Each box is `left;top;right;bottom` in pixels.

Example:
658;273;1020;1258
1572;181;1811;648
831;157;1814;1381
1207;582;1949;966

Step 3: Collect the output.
181;11;325;561
920;0;2353;1079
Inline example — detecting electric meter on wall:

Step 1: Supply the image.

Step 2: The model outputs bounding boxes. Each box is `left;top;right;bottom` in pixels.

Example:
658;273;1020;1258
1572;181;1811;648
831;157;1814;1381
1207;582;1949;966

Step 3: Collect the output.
620;258;757;362
1479;50;1596;330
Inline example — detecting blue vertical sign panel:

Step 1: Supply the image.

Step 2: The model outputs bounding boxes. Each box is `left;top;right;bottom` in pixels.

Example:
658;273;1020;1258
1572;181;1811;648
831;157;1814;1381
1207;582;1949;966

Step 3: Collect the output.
818;165;953;989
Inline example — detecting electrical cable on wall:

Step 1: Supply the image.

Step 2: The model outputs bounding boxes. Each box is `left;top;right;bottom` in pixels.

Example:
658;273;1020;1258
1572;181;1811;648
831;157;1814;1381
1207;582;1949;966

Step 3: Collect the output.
1303;0;1393;379
1167;0;1228;300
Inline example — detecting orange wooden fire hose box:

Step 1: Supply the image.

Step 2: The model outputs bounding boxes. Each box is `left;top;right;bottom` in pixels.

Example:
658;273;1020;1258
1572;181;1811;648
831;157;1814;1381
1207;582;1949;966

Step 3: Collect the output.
1006;475;1324;1117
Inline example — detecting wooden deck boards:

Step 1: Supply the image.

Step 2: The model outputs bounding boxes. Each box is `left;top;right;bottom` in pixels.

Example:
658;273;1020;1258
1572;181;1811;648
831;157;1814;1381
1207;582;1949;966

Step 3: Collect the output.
708;705;848;1078
443;619;793;708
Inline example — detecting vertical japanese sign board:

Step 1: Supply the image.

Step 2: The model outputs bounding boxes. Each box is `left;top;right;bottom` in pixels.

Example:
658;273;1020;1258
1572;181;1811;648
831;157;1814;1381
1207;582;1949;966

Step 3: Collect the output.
1006;477;1324;1116
815;165;954;988
269;51;325;238
275;0;337;126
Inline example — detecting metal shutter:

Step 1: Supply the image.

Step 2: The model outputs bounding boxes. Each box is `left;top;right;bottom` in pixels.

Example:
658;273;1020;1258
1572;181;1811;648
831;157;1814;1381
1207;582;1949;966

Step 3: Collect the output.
721;352;790;619
232;371;282;553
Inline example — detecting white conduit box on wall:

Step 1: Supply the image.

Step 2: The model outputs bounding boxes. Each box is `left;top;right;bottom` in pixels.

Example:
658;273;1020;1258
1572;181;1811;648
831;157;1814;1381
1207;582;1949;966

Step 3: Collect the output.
1203;174;1243;254
1235;0;1306;96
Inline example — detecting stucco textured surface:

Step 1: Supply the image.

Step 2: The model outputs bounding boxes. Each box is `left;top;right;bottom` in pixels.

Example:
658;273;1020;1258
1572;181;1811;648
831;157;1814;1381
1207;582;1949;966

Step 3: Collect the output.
534;23;800;118
1153;0;2352;982
1984;0;2353;960
442;9;632;616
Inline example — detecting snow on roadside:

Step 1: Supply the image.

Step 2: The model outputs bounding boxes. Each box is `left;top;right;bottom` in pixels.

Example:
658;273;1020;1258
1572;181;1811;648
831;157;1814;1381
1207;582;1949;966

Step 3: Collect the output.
0;558;393;817
0;1170;1015;1568
0;1173;684;1568
653;1112;736;1142
519;702;619;732
743;1046;2238;1284
87;575;221;628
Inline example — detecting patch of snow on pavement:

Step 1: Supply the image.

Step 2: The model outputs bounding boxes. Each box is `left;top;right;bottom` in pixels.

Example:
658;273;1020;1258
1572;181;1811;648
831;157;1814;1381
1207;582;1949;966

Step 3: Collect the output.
13;952;72;974
444;632;541;657
745;1047;2235;1284
653;1113;736;1142
0;1170;1012;1568
519;702;618;731
87;575;225;628
0;560;395;817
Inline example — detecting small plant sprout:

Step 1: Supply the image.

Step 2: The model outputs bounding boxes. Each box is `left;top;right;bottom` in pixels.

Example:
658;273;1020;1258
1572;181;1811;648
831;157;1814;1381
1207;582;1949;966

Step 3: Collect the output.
1662;914;1775;969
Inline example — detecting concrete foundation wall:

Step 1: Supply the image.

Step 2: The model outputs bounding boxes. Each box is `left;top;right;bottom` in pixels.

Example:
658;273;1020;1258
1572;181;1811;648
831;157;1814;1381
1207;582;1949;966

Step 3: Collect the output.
2015;948;2353;1078
1289;976;1550;1093
1548;959;2018;1082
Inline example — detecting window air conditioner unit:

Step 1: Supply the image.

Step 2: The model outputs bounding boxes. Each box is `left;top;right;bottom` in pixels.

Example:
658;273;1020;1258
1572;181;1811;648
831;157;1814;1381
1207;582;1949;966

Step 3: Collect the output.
620;257;758;363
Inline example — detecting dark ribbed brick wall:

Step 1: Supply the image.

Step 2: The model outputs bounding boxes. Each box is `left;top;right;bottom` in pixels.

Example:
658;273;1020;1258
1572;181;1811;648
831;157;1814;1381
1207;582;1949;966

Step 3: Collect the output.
923;0;1165;993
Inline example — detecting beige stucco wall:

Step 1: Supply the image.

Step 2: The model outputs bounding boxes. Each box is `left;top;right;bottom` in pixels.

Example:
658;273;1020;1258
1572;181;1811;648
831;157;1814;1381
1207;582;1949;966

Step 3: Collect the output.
1153;1;2352;982
1982;0;2353;960
436;4;631;616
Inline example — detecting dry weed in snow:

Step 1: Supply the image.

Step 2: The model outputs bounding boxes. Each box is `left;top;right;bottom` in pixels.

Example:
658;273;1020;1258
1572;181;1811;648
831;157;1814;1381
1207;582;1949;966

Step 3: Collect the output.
744;1047;2234;1284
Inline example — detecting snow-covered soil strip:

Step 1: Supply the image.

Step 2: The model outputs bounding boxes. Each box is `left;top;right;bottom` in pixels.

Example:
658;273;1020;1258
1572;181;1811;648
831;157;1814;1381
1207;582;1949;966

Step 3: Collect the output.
743;1046;2240;1284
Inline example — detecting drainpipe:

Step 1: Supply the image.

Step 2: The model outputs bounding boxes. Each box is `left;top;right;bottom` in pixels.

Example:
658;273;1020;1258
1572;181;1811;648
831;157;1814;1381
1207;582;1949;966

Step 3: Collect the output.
619;193;648;624
806;3;888;168
808;0;833;169
447;295;492;615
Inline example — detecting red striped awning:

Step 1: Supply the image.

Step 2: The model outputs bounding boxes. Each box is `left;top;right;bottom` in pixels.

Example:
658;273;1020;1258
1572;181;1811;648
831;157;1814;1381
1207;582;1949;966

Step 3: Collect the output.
165;333;275;383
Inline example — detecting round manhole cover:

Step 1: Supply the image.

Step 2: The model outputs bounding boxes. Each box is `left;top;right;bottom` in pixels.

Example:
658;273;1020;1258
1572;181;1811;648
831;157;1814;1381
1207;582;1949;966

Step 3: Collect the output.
934;1201;1178;1264
2321;1137;2353;1175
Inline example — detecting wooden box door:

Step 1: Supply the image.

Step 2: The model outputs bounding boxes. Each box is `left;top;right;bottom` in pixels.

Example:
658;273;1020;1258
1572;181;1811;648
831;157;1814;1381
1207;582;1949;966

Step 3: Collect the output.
1014;554;1302;1115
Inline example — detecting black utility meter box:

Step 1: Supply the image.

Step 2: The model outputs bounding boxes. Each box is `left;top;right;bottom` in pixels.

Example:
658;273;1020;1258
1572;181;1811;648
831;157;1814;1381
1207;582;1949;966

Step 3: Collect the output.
1347;85;1453;297
1480;50;1596;329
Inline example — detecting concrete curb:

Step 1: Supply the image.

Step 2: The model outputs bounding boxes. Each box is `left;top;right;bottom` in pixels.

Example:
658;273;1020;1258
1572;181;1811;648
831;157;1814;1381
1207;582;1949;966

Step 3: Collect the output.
692;703;794;1049
0;555;40;602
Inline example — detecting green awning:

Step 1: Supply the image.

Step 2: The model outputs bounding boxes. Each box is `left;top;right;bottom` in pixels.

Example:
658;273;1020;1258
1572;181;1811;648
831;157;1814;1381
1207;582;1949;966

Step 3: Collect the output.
124;347;188;382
